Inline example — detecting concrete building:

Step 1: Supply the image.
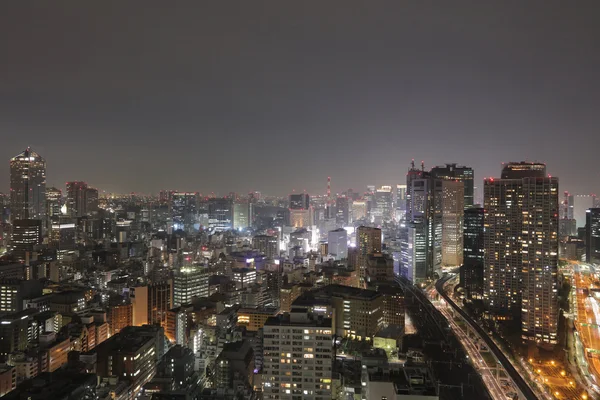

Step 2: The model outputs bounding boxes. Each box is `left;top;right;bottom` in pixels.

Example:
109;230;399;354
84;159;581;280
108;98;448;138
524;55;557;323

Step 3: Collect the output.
9;148;46;222
460;207;485;300
262;310;333;400
586;208;600;265
430;163;475;209
484;162;559;348
173;264;209;307
327;228;347;260
252;235;278;259
441;180;464;266
357;226;381;282
131;281;173;327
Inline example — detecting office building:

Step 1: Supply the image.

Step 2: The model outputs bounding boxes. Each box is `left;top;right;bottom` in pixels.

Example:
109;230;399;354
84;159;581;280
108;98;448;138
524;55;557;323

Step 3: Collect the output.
85;187;99;215
357;226;382;282
0;365;16;397
66;181;88;217
289;193;310;210
233;201;249;230
45;187;62;220
586;209;600;265
441;180;464;266
484;162;559;348
327;228;347;260
335;196;350;225
108;302;133;335
214;340;255;391
173;264;209;306
395;184;407;221
171;192;198;232
572;194;596;229
50;218;77;251
430;163;474;209
131;281;173;327
352;200;367;221
403;162;443;281
9;219;42;261
372;186;393;224
460;207;485;300
252;234;279;259
9;148;46;222
400;220;427;283
95;325;164;396
207;197;233;231
0;280;43;314
263;310;333;400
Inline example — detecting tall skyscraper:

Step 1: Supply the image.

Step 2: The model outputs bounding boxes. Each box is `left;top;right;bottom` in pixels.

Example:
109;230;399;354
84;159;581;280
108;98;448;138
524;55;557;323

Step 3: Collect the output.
395;184;407;221
403;162;443;281
571;194;596;229
351;199;367;221
207;197;233;231
460;207;484;300
484;162;558;348
441;180;464;266
289;193;311;228
10;148;46;222
372;186;393;224
357;226;381;282
586;209;600;265
9;219;42;260
233;201;249;230
45;187;62;229
85;187;99;215
335;196;350;225
171;192;198;232
66;181;88;217
327;228;348;260
430;163;474;209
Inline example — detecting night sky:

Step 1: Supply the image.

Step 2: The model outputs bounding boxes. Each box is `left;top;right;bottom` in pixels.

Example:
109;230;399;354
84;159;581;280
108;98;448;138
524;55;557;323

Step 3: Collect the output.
1;1;599;196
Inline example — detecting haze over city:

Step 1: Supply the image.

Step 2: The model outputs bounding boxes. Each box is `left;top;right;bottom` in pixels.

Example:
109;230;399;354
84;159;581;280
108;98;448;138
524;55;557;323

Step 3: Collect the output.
1;1;599;195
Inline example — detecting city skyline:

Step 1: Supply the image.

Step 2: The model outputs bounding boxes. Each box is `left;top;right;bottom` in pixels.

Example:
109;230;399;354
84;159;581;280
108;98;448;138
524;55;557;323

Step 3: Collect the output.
1;2;599;195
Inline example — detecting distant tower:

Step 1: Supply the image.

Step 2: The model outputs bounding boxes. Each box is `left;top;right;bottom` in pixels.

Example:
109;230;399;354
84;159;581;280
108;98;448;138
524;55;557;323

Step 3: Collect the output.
10;147;46;221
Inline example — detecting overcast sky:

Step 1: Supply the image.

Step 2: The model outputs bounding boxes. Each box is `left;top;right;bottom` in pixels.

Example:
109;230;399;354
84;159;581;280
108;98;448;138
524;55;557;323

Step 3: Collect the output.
1;1;599;196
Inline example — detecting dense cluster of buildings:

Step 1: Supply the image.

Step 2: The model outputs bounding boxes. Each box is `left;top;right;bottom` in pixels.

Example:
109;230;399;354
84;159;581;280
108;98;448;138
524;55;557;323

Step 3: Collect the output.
0;147;594;397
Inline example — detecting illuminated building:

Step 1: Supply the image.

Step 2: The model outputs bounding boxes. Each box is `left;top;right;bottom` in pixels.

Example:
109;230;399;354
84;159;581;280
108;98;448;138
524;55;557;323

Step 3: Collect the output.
430;163;475;209
207;197;233;231
335;196;350;225
460;207;485;300
95;325;164;396
586;208;600;265
0;365;16;396
45;187;62;221
441;180;464;266
351;199;367;221
233;201;249;230
357;226;381;282
236;307;278;331
400;220;427;283
9;148;46;222
0;280;42;314
484;162;559;348
404;161;443;280
232;268;257;289
65;181;88;217
289;193;311;228
252;234;278;259
9;219;42;261
372;186;393;224
262;310;333;400
170;192;198;232
395;184;407;221
85;187;98;215
570;194;596;228
131;281;173;327
108;302;133;335
327;228;347;260
173;264;209;306
50;218;77;252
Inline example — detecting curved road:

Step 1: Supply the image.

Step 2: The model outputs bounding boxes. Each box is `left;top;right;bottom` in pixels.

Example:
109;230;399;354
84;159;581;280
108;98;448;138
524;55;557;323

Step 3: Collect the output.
435;275;539;400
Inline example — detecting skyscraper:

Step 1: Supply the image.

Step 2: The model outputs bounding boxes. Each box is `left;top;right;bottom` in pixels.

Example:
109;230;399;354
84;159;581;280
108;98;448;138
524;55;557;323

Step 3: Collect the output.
571;194;596;229
289;193;311;228
289;193;310;210
207;197;233;231
430;163;474;209
9;219;42;260
372;186;393;224
484;162;558;348
335;196;350;225
9;148;46;221
441;180;464;266
586;209;600;265
395;184;407;221
66;181;88;217
171;192;198;232
357;226;381;282
328;228;348;260
460;207;484;300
